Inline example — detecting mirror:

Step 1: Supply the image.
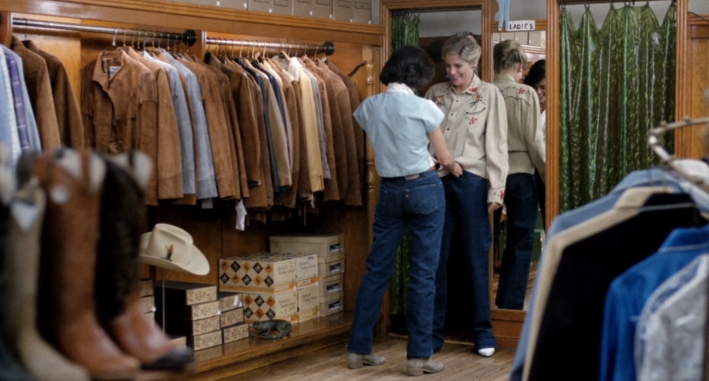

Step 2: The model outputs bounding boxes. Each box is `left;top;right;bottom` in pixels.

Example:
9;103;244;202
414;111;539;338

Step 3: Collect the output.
490;30;547;313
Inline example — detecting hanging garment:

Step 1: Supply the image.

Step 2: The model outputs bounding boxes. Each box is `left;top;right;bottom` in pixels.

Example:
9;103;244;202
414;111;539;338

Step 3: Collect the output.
497;0;511;30
316;59;362;206
22;41;84;149
3;47;41;155
144;50;196;199
163;52;219;201
301;62;339;201
4;50;31;151
635;255;709;381
523;188;706;381
10;37;61;151
81;50;160;204
178;57;237;199
255;60;293;173
125;47;183;200
0;48;19;164
511;163;709;381
599;225;709;381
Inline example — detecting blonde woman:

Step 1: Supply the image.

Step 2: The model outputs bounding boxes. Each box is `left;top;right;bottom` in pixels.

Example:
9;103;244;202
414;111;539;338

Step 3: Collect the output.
492;40;546;310
425;34;509;357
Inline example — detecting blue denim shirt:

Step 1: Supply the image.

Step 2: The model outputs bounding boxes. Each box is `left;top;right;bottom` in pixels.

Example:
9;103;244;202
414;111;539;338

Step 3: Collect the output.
599;225;709;381
165;53;218;200
511;166;709;381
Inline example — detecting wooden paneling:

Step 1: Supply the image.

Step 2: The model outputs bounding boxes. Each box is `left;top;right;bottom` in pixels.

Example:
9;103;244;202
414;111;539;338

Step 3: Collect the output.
686;24;709;159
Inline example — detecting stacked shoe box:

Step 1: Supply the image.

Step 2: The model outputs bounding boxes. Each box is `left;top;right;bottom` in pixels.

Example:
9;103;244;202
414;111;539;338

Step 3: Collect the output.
218;292;249;343
269;235;345;316
219;253;298;324
262;252;320;323
155;281;222;351
139;279;156;321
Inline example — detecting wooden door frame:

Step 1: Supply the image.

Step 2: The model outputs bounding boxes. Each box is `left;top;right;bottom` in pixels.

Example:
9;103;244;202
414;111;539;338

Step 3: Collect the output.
545;0;689;226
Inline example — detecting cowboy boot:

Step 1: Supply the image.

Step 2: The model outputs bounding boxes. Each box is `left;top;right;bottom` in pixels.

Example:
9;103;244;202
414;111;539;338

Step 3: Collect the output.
99;151;193;370
0;148;38;381
0;167;90;381
33;149;139;380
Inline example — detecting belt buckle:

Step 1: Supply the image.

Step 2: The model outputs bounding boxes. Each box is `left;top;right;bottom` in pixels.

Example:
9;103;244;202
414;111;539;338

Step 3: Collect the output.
404;174;420;180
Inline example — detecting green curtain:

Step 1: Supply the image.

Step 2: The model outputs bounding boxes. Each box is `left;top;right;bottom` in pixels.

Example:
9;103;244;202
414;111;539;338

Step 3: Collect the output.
559;4;676;212
389;12;419;315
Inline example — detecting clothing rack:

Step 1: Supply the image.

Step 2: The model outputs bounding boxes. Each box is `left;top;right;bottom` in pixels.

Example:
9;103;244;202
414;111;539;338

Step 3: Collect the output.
205;37;335;56
11;18;198;46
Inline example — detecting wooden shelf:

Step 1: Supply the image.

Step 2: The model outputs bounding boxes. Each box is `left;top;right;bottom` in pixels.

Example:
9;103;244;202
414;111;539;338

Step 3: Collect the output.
144;313;353;381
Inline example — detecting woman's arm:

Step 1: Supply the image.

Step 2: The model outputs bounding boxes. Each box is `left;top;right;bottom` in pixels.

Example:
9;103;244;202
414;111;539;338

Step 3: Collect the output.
429;128;463;177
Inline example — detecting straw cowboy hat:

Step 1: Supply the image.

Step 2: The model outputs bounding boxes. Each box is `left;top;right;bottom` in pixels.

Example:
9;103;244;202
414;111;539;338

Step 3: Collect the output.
139;223;209;275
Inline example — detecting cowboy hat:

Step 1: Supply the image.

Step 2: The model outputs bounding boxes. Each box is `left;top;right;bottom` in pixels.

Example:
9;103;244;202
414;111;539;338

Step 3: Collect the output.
139;223;209;275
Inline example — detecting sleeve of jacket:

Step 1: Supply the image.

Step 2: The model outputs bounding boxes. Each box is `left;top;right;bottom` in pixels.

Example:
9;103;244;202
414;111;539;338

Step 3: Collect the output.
524;91;546;182
80;62;96;148
136;71;159;205
33;64;62;150
155;71;183;200
485;88;509;205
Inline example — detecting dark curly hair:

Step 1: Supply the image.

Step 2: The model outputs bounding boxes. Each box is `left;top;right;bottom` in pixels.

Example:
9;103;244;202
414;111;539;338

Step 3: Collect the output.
379;45;435;91
524;59;546;89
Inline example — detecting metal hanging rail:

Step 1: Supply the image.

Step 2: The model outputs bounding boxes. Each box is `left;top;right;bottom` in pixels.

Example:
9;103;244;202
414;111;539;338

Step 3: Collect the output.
12;18;198;46
205;37;335;56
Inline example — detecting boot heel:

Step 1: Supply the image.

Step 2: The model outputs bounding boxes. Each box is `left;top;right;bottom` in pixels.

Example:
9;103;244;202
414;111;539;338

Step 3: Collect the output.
347;359;363;369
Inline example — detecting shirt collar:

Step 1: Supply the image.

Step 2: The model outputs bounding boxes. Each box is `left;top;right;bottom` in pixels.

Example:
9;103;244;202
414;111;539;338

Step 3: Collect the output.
448;74;482;95
387;82;415;95
493;73;517;84
92;50;129;92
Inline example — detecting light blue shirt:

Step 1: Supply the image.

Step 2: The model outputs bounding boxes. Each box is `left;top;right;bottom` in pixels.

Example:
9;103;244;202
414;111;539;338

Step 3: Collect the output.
354;84;443;178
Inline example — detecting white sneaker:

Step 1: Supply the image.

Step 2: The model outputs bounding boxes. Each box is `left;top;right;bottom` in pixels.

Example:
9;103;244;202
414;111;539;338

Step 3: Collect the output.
477;348;495;357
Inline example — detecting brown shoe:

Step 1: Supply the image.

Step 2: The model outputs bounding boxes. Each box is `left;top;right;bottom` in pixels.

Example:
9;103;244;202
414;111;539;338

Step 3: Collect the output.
347;352;386;369
34;150;140;380
99;152;193;370
406;358;444;377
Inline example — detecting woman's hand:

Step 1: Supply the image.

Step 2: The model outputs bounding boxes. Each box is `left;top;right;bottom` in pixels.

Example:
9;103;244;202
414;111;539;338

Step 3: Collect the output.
450;162;463;177
488;202;502;213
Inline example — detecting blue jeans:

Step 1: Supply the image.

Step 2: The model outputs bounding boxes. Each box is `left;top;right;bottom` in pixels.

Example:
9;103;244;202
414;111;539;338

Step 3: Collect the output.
496;173;538;310
433;172;496;350
348;170;445;359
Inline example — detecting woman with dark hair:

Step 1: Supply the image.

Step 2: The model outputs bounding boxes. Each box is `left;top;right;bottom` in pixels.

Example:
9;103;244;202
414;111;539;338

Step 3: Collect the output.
523;59;547;227
347;45;462;377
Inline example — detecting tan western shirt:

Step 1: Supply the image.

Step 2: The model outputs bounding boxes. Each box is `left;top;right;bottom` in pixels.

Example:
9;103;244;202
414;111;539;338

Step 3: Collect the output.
493;74;546;181
425;75;509;205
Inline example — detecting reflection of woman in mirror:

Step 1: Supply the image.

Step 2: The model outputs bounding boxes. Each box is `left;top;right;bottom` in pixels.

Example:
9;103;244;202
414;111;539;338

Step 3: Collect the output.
492;41;546;311
425;34;509;357
524;59;547;227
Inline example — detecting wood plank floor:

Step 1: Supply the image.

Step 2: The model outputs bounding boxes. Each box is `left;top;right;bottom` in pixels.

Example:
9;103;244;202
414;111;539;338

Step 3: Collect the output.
230;336;515;380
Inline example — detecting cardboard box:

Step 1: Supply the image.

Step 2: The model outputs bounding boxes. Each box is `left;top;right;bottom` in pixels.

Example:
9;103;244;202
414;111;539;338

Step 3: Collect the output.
218;292;243;312
313;0;332;19
333;0;351;21
242;289;298;322
319;274;343;298
223;323;249;343
318;253;345;278
298;308;319;323
163;315;221;336
188;330;222;351
154;281;217;306
270;235;343;258
139;279;154;297
140;296;155;313
263;252;318;280
320;295;344;316
156;299;220;321
273;0;290;14
219;254;296;293
248;0;273;13
351;0;371;23
292;0;313;17
297;283;320;312
220;308;245;327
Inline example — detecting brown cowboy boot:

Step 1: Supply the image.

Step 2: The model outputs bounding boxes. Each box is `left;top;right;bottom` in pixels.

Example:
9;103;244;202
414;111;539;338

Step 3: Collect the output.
0;159;90;381
33;149;139;380
99;151;193;370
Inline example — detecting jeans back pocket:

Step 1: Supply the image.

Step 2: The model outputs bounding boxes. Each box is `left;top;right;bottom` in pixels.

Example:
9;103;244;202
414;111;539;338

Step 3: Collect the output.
405;182;443;215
